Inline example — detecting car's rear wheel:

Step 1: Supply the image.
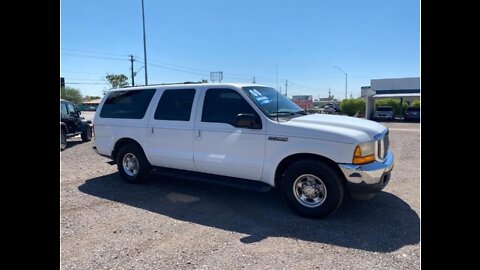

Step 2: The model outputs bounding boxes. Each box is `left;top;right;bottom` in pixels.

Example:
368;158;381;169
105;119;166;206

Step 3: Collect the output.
60;130;67;151
81;125;92;142
116;144;151;183
282;159;344;218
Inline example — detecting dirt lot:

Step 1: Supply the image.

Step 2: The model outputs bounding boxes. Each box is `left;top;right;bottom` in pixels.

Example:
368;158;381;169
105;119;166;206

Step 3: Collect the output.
60;122;420;270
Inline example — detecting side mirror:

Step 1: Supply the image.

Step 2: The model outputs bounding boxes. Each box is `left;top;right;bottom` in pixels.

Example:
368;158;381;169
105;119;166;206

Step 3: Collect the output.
69;111;78;117
232;114;262;129
77;110;82;115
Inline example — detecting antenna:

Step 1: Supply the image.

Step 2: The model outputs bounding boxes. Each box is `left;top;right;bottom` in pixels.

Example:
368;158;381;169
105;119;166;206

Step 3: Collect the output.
276;61;279;123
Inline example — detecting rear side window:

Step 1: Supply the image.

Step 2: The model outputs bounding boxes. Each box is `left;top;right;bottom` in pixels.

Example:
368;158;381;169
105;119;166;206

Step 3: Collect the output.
154;89;196;121
100;89;155;119
202;88;258;125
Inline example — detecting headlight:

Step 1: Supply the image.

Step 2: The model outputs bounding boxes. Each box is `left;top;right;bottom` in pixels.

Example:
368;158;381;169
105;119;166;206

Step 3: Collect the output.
353;141;376;164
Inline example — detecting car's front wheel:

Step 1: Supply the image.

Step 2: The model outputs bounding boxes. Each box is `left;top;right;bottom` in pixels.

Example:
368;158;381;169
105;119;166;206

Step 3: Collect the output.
116;144;151;183
282;159;344;218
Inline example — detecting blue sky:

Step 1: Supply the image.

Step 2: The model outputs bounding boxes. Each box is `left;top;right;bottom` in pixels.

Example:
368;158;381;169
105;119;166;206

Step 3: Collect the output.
61;0;419;99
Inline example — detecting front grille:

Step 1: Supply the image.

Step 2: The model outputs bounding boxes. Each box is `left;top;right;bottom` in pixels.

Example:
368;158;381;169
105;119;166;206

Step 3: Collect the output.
377;131;389;160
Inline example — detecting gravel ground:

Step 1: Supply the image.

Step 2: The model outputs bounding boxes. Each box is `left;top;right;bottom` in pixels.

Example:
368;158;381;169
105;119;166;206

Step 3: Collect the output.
60;122;420;270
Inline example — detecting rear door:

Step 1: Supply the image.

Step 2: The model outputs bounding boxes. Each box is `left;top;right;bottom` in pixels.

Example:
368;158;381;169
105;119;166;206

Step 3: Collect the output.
146;87;199;171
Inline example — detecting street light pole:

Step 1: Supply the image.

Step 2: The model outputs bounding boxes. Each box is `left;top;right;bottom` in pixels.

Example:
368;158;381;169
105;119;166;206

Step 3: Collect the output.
141;0;148;85
334;66;347;99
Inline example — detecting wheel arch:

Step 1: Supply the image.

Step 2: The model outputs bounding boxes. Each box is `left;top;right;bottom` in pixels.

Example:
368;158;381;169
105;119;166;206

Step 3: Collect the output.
60;122;67;133
112;138;148;164
274;153;345;188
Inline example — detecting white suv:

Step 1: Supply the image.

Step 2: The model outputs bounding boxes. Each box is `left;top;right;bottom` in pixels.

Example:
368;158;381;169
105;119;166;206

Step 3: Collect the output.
93;83;394;218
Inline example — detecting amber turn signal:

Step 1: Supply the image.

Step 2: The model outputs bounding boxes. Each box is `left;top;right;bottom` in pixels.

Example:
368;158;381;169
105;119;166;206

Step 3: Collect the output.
353;145;375;164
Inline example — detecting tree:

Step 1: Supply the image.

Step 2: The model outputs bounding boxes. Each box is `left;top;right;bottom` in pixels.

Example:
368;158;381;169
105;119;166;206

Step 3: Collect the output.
201;79;208;83
84;95;101;101
340;98;365;116
105;74;129;89
61;86;83;104
411;99;420;107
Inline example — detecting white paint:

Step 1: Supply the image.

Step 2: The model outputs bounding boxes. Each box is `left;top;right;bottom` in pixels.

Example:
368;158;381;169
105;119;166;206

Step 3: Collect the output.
93;83;391;186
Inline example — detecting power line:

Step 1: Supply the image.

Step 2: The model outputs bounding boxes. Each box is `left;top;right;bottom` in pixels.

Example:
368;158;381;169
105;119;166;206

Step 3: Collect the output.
61;48;129;57
65;78;107;82
63;47;266;81
62;53;127;62
65;82;109;85
62;71;107;75
137;60;207;76
136;57;211;73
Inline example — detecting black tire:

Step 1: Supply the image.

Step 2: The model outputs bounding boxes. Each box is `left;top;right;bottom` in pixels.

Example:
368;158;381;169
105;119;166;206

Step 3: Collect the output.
60;130;67;151
116;144;151;183
281;159;344;218
81;125;92;142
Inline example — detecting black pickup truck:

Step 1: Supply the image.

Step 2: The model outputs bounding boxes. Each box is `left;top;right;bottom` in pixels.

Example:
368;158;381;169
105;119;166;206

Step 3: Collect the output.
60;99;92;151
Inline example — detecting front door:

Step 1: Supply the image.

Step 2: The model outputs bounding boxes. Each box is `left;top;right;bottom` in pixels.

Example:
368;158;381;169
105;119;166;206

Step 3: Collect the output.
65;102;80;133
147;88;199;171
193;87;266;181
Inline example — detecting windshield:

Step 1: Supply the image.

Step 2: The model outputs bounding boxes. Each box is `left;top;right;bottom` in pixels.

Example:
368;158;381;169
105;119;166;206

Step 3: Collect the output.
242;86;304;118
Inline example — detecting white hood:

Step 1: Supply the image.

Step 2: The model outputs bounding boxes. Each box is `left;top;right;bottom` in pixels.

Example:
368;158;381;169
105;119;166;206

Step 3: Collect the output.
271;114;387;144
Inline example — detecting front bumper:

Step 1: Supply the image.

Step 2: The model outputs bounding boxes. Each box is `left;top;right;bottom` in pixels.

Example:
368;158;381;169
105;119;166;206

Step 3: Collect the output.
338;150;394;194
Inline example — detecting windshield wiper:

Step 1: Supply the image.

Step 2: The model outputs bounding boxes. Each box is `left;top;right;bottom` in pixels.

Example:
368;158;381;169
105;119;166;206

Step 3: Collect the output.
269;111;296;116
269;110;307;116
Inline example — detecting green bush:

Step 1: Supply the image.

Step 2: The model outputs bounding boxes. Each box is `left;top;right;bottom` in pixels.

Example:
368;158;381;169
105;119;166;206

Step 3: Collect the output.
375;98;408;117
340;98;366;116
411;99;420;107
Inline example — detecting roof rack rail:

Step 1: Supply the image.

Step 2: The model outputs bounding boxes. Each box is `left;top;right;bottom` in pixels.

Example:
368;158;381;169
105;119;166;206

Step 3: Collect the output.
133;81;207;87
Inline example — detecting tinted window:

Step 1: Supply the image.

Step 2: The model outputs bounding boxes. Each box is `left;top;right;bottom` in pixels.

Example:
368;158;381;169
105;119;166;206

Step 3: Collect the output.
202;88;258;125
100;89;155;119
407;107;420;112
61;102;68;117
154;89;196;121
67;103;76;114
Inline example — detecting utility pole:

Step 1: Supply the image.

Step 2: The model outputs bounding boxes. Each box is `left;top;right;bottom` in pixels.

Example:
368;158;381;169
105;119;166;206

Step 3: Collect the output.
252;76;256;84
285;80;288;97
129;55;135;86
141;0;148;85
328;88;331;99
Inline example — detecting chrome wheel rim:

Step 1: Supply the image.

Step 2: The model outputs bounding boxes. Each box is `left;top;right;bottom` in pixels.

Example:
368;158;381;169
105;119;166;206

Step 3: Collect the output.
122;153;139;177
293;174;327;208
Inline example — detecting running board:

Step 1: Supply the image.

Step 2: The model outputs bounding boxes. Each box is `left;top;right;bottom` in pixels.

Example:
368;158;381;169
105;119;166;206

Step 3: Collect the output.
151;167;272;192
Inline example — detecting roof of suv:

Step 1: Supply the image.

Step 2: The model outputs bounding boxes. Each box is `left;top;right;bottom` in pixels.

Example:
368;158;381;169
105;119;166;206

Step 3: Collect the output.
105;83;266;92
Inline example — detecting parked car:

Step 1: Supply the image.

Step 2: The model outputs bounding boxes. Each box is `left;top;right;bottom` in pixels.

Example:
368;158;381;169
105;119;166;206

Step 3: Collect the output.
60;99;93;151
403;106;420;121
93;83;394;218
373;106;395;121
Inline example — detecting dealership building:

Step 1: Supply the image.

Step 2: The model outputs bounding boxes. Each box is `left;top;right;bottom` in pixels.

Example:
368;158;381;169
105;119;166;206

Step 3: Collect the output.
362;77;420;119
